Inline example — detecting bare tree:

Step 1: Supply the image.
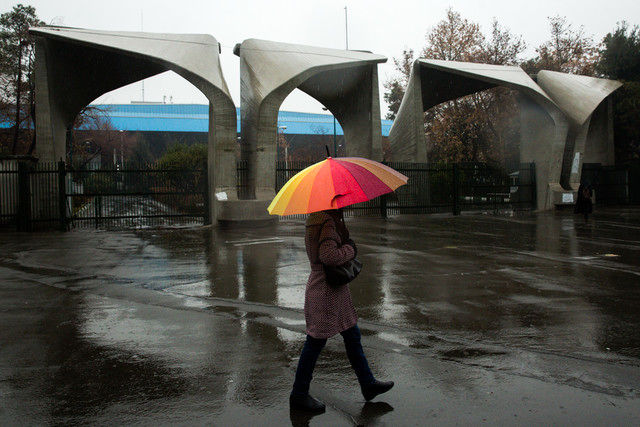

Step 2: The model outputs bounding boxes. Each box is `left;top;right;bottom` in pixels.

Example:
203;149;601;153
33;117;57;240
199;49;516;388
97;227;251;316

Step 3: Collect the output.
70;106;117;167
422;8;485;61
383;9;526;165
523;15;599;75
481;19;526;65
383;48;414;119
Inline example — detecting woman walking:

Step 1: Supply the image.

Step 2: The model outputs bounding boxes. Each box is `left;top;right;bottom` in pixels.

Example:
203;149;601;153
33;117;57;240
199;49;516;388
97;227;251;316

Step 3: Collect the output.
289;208;394;413
574;183;593;222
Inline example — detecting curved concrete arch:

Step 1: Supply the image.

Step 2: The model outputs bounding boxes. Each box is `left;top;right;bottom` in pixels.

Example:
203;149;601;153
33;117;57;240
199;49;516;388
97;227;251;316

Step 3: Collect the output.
388;59;569;210
234;38;386;200
388;59;559;163
537;71;622;126
29;26;237;222
536;71;622;191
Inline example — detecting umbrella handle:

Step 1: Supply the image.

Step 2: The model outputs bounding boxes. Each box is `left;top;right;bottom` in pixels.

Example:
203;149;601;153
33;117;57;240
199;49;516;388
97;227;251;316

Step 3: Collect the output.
325;145;331;158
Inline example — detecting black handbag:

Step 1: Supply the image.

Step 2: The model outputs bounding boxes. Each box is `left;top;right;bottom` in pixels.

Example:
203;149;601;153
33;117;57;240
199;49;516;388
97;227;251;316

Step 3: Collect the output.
324;258;362;287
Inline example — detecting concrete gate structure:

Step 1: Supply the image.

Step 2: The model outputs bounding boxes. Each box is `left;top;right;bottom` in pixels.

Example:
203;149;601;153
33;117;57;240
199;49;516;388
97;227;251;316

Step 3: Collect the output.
233;39;386;213
387;58;621;210
29;26;237;223
28;26;623;222
388;59;566;210
534;71;622;193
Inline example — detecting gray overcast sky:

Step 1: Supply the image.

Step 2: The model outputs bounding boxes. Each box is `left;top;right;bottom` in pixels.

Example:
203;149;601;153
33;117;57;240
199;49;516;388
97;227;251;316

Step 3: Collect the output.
4;0;639;115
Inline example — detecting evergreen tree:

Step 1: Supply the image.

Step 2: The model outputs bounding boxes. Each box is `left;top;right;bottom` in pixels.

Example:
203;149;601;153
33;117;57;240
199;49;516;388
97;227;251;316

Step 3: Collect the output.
0;3;44;154
598;22;640;163
597;22;640;81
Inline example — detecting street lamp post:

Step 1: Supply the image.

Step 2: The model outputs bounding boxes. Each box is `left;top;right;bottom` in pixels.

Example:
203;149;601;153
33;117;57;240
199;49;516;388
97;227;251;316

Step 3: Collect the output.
322;107;337;156
277;125;288;174
332;116;337;157
119;130;124;167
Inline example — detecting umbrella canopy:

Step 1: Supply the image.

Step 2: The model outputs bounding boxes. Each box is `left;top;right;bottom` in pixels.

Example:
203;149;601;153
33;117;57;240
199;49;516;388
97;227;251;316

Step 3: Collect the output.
268;157;408;216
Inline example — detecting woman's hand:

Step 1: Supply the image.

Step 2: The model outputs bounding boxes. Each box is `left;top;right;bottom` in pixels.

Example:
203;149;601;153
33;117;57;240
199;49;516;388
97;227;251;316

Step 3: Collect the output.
318;219;356;266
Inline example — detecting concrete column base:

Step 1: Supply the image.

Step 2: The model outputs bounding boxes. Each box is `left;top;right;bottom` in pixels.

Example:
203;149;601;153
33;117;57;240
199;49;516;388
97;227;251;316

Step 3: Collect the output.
549;184;578;207
216;199;277;227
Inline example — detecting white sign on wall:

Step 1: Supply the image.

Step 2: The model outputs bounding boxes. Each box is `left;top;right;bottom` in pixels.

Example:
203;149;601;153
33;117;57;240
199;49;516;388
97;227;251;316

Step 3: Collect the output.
571;152;581;175
562;193;574;203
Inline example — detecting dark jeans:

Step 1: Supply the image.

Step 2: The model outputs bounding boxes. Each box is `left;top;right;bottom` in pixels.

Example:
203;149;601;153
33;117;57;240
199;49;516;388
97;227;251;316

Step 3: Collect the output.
291;324;375;397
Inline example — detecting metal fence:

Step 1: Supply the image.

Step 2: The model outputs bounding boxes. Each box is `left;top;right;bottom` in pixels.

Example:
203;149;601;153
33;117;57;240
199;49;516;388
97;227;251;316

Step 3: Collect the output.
66;163;208;229
630;163;640;205
274;161;537;217
0;159;63;230
581;163;631;205
0;159;19;226
0;157;549;231
0;160;208;230
236;160;250;200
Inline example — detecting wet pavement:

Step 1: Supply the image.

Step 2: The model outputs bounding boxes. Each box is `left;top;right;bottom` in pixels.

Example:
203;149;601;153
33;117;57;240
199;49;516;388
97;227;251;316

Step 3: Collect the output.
1;207;640;425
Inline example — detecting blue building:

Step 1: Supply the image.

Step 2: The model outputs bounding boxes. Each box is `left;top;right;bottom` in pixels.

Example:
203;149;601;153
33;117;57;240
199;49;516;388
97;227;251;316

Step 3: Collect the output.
0;104;394;162
83;104;393;137
70;103;393;163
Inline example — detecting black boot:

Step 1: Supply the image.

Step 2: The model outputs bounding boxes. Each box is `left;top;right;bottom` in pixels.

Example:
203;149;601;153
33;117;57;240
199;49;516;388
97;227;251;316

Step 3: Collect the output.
289;394;326;413
361;380;394;401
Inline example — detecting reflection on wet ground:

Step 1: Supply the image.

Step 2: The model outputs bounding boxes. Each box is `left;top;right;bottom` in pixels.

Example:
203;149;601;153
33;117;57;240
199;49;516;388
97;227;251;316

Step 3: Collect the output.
1;207;640;424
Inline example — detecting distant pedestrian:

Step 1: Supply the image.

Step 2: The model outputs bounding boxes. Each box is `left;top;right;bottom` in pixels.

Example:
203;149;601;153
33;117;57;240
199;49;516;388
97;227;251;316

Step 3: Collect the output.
289;208;393;413
574;183;593;221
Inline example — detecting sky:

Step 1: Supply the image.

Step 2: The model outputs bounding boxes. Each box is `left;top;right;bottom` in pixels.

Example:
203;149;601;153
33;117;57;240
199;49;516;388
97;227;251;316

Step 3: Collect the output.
4;0;639;116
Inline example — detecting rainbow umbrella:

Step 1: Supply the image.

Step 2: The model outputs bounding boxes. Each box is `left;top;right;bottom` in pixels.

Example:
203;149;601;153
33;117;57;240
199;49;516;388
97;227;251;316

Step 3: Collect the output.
268;157;408;216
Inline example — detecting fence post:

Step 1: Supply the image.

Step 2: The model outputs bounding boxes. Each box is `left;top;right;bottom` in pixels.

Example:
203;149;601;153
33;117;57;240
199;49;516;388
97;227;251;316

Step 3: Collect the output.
380;193;388;219
95;196;102;229
17;161;31;231
625;168;630;204
57;161;67;231
452;163;460;216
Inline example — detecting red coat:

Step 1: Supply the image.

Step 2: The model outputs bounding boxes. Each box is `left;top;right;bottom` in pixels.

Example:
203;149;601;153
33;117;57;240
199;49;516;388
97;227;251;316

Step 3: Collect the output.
304;211;358;339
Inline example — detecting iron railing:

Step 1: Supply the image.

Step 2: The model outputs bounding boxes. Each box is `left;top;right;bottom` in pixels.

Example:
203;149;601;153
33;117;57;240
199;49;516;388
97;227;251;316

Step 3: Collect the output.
581;163;631;205
66;163;208;229
273;161;537;217
0;159;19;227
0;160;208;230
0;157;583;231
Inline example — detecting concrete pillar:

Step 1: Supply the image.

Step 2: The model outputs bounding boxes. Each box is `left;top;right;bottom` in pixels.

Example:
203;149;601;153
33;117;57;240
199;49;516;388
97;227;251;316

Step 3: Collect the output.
299;65;383;160
235;39;387;207
584;99;616;166
388;62;427;162
518;94;570;210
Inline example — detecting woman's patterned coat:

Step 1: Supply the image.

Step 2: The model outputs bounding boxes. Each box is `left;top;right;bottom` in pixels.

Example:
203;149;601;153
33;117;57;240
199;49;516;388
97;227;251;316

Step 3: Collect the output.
303;211;358;339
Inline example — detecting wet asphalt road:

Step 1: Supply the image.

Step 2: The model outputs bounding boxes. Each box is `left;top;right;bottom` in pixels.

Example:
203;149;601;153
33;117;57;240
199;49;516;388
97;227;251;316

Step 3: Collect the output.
1;208;640;425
